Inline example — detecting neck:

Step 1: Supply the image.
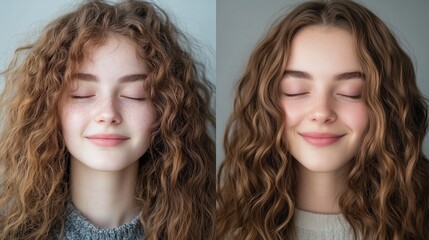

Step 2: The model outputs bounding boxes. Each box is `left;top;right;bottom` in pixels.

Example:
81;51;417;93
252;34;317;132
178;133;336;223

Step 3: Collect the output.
70;158;140;228
296;163;347;214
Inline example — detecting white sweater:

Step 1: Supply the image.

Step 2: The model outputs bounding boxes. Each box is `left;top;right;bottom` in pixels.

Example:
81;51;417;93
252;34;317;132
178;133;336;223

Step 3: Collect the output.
295;209;359;240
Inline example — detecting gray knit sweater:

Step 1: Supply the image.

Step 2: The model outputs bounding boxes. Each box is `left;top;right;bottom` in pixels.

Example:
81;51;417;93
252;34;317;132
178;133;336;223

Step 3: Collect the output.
60;203;144;240
295;209;360;240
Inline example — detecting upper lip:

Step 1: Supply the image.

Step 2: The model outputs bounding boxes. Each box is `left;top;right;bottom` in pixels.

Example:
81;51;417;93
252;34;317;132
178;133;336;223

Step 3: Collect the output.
86;134;129;140
299;132;345;138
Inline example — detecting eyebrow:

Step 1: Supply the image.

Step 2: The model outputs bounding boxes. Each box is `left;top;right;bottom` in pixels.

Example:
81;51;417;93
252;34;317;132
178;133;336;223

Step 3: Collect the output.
71;73;148;83
283;70;365;81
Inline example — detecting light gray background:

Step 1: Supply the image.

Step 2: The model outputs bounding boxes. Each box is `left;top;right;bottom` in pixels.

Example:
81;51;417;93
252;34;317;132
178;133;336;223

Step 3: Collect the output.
0;0;215;95
216;0;429;167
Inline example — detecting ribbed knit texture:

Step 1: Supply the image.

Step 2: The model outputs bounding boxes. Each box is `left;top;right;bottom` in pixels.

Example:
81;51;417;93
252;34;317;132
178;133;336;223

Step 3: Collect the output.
295;209;360;240
61;203;144;240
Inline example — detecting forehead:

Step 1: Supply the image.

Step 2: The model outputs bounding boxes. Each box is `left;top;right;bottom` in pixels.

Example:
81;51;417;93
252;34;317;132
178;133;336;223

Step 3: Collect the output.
286;25;361;74
78;34;146;71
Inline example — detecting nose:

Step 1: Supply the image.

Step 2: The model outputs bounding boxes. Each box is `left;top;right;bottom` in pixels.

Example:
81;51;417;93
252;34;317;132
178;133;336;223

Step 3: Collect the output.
310;95;336;124
94;97;122;125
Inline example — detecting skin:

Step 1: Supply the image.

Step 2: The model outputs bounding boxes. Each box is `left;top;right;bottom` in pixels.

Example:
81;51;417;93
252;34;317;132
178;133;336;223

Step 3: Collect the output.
280;25;368;213
59;34;155;227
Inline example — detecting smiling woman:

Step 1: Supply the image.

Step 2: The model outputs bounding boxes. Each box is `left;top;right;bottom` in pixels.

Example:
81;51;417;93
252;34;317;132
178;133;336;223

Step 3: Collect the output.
60;35;155;172
216;0;429;239
0;1;214;240
281;26;369;179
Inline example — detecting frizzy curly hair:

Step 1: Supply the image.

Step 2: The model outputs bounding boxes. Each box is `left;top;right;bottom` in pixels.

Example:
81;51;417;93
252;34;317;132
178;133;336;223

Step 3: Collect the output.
0;0;214;239
216;0;429;239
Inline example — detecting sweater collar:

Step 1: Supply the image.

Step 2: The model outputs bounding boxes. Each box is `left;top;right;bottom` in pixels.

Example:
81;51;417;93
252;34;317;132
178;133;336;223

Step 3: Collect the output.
63;202;144;240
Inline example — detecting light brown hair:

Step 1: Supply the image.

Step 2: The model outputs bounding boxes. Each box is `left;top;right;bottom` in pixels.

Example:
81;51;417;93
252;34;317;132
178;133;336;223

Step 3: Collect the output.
0;1;214;239
217;1;429;239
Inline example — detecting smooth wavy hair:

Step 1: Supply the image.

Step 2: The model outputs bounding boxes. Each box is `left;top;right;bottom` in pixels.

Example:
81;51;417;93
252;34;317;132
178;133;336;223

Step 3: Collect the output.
0;1;214;239
217;0;429;239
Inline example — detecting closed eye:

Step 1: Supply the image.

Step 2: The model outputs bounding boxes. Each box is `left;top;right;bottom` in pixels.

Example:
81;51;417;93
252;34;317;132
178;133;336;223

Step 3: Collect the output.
338;94;361;99
283;92;309;97
122;96;146;101
71;95;94;99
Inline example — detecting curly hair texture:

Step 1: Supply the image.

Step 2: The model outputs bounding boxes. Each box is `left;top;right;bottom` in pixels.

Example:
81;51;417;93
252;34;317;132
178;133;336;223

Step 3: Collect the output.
0;1;214;239
217;0;429;239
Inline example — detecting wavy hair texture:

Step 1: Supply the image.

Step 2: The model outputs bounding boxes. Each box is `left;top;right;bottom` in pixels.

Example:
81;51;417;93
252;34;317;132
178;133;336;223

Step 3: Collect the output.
217;0;429;239
0;1;215;239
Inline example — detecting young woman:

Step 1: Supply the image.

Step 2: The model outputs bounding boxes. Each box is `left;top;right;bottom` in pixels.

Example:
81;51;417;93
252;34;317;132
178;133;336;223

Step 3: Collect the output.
217;1;429;239
0;1;214;239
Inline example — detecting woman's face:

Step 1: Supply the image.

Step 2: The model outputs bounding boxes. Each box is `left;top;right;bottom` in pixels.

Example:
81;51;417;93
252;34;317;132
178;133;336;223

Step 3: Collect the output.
59;34;155;172
280;25;368;174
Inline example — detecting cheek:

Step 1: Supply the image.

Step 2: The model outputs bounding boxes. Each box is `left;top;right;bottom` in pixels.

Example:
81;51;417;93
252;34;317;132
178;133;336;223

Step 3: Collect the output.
281;100;306;128
340;104;368;133
59;104;87;135
126;105;156;131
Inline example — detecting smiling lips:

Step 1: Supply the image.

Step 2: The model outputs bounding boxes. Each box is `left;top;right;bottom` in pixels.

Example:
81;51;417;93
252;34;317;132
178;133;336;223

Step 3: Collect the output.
86;134;129;147
299;132;345;146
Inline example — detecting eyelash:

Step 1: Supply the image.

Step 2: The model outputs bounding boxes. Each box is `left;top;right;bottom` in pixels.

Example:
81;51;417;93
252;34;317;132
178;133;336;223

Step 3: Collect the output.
283;92;308;97
338;94;361;99
71;96;146;101
283;93;361;99
124;97;146;101
71;95;94;99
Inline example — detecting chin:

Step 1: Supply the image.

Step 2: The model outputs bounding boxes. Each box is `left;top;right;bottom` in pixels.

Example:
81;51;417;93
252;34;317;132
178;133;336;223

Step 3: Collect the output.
295;156;351;174
72;155;140;172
